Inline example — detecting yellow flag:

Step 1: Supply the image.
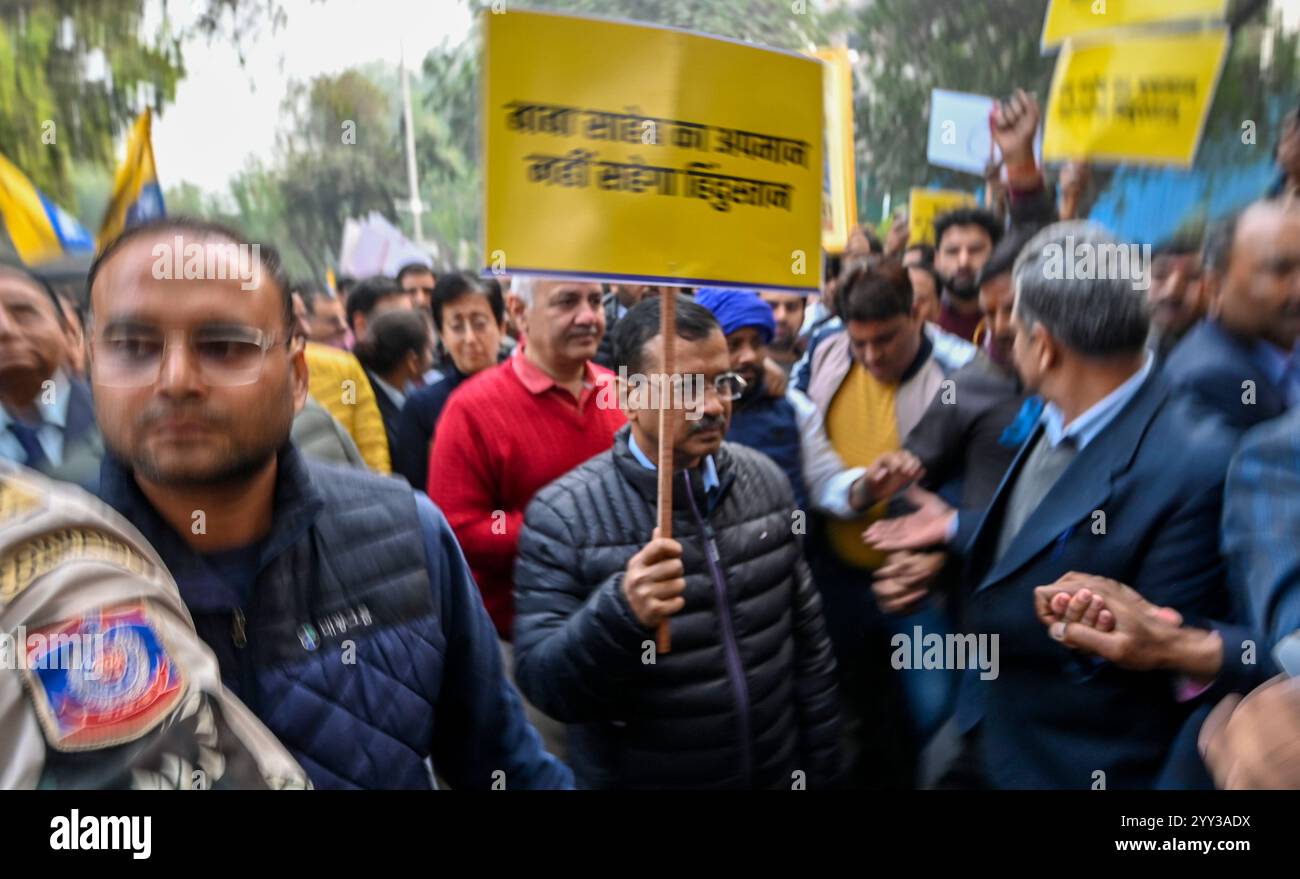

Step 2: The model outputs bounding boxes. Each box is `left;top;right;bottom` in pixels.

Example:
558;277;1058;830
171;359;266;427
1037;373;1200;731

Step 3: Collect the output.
98;109;165;252
0;153;94;264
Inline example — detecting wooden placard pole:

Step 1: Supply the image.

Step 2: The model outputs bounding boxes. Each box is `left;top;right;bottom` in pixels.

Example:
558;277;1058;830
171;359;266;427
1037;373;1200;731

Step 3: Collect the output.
655;291;676;654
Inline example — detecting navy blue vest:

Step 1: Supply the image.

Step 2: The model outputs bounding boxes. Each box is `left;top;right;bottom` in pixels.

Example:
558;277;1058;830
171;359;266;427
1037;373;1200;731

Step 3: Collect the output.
99;449;445;789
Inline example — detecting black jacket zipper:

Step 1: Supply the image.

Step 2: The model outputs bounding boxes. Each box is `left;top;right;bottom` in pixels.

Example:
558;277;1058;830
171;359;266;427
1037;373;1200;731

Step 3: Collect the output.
683;475;753;785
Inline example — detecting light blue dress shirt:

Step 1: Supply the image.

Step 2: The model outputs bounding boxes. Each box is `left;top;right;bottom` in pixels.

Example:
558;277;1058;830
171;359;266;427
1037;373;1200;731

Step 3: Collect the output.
628;432;720;494
947;353;1155;542
1039;352;1155;450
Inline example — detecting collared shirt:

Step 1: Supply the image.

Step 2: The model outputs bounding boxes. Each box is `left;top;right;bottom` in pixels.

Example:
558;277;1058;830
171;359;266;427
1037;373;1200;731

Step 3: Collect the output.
0;369;71;467
370;373;407;410
945;354;1155;545
511;343;604;413
628;431;721;495
1040;353;1155;451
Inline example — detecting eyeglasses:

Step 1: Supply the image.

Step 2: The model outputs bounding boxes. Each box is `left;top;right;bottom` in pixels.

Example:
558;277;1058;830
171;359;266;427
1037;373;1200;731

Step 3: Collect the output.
711;371;748;401
92;326;291;388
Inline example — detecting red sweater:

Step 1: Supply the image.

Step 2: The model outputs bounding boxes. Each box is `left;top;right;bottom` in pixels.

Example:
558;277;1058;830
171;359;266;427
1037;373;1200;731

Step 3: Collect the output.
428;353;626;638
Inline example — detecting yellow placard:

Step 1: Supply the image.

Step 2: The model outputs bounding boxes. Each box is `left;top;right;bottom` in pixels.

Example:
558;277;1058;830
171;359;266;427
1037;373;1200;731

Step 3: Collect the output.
908;189;976;248
813;47;857;256
1043;28;1228;167
1041;0;1227;49
483;10;823;292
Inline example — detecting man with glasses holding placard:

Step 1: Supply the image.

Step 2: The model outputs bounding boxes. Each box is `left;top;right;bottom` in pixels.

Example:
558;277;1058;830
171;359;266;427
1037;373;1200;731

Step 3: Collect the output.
85;218;571;790
512;295;842;789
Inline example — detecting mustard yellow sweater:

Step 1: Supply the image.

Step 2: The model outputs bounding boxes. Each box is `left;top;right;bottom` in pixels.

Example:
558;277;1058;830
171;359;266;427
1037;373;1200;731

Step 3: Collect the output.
304;342;391;473
825;361;898;570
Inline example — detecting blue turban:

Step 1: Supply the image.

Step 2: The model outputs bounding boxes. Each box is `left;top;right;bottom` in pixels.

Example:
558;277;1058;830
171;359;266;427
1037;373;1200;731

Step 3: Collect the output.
694;287;777;346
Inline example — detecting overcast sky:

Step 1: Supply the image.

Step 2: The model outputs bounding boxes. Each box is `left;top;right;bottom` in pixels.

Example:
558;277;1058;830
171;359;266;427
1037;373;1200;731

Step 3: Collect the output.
149;0;474;195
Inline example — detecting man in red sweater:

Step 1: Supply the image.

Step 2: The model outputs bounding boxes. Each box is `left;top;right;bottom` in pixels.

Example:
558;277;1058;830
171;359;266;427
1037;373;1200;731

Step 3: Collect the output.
428;276;626;639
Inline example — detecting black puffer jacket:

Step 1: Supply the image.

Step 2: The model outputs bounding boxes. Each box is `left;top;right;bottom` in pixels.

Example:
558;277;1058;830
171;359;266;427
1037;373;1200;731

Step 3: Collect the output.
513;427;842;789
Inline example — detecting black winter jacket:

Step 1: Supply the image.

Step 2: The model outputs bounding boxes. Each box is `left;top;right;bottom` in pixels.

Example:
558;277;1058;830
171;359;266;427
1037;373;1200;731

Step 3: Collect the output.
513;427;842;789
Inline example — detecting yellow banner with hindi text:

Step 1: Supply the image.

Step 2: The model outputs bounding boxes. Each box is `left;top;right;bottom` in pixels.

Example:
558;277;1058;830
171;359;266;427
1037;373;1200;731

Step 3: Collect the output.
1042;28;1229;167
1041;0;1227;50
908;189;976;248
483;10;823;292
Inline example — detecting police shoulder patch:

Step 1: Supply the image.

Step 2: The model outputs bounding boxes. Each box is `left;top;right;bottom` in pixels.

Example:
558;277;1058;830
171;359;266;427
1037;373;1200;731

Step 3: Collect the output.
22;604;187;751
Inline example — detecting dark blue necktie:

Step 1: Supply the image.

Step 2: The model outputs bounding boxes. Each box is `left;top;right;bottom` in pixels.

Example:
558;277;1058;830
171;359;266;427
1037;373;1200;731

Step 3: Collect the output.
8;421;47;470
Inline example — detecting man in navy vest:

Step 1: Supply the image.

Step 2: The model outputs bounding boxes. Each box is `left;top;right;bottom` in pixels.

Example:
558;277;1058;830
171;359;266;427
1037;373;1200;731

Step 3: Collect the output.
87;217;571;790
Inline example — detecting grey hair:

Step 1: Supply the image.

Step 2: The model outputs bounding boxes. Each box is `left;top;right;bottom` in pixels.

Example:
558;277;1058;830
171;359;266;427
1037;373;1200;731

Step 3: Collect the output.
509;275;536;306
1011;220;1150;357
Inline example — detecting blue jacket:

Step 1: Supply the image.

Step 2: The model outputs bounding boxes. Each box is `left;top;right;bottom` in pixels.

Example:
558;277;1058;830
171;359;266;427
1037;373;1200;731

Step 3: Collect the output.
98;444;572;790
514;431;842;789
365;370;403;467
394;365;468;491
956;371;1256;789
1162;319;1290;430
726;381;807;510
1223;406;1300;649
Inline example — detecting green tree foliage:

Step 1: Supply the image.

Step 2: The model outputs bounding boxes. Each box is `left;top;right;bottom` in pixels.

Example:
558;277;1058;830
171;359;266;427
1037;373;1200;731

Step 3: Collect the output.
411;42;479;268
0;0;283;202
475;0;844;51
852;0;1055;207
208;69;406;283
164;66;403;284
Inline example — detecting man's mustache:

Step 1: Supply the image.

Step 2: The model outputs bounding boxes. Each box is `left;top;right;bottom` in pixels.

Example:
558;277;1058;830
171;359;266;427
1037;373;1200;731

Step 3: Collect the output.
136;403;228;429
687;413;727;434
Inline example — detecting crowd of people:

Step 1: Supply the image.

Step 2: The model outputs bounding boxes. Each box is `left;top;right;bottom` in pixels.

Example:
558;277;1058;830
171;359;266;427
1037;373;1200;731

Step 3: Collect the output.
1;90;1299;789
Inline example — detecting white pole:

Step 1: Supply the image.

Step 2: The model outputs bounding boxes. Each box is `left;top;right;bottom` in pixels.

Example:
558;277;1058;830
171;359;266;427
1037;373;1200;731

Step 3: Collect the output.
400;41;424;243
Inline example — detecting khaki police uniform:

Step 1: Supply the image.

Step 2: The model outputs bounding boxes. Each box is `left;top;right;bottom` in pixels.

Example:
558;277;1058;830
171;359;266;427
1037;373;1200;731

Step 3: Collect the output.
0;461;309;789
